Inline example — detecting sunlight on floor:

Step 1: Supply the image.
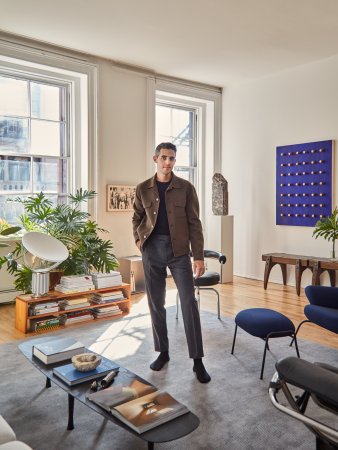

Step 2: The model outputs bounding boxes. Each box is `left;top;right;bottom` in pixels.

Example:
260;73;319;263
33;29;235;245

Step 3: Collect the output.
89;288;178;359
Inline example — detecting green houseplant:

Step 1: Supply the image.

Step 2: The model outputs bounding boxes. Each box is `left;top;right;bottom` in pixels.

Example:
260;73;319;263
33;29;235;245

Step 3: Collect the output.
0;189;118;293
313;207;338;259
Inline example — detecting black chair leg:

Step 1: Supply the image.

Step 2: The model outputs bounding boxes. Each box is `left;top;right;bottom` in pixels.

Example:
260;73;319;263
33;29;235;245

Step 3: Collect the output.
293;333;300;358
260;338;269;380
231;325;237;354
290;320;311;347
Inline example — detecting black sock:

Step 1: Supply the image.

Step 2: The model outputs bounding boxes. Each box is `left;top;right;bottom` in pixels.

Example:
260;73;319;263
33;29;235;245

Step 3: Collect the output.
193;358;211;383
150;351;170;371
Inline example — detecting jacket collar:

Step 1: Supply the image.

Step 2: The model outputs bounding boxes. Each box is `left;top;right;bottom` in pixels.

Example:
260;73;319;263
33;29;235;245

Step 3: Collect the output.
147;173;183;189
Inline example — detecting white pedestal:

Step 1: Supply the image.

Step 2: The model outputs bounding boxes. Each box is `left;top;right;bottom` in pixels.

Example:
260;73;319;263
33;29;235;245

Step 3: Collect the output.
205;215;234;283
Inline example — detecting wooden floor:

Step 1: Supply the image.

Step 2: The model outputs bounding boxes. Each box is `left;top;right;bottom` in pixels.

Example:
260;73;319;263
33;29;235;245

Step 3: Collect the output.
1;276;338;349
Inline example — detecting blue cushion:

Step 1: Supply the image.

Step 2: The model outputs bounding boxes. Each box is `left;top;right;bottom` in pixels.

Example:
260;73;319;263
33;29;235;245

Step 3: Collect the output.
305;286;338;309
305;305;338;334
235;308;295;338
194;271;219;287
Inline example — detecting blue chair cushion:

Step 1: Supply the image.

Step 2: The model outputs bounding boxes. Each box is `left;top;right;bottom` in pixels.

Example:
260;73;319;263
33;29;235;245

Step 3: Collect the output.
194;271;220;287
305;304;338;334
235;308;295;338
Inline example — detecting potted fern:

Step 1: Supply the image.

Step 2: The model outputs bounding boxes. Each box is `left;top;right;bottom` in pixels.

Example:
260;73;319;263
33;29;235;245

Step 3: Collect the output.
313;207;338;259
0;189;118;293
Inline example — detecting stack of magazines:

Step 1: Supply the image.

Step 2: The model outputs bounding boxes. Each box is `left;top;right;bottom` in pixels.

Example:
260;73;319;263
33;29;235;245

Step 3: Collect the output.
91;271;122;289
55;274;95;293
91;290;125;304
30;317;60;332
59;310;94;325
91;305;122;318
29;301;59;315
59;297;91;310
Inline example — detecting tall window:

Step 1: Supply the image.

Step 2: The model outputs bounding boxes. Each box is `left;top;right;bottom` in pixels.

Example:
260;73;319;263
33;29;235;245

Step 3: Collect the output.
155;103;197;185
0;74;69;224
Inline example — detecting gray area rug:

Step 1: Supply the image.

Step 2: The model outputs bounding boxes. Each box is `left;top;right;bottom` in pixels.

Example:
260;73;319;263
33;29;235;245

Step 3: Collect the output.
1;305;338;450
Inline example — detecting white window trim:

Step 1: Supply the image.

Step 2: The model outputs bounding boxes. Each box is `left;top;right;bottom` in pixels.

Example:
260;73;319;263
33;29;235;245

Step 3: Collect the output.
0;36;98;218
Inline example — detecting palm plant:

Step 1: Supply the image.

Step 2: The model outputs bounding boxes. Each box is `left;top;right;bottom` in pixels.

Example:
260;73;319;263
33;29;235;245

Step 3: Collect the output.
0;189;118;292
313;207;338;259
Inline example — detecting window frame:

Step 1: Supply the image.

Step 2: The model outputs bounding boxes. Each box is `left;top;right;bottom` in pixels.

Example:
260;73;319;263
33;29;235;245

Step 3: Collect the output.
0;37;98;217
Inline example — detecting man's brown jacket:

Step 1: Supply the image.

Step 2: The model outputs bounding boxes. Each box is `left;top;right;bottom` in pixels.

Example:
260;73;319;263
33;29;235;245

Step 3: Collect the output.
132;174;204;260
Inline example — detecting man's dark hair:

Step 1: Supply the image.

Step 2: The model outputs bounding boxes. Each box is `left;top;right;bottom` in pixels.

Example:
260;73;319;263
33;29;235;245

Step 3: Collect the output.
155;142;177;156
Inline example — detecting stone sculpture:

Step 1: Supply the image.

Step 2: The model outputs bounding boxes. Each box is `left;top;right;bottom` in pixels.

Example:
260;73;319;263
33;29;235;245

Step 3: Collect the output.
212;173;228;215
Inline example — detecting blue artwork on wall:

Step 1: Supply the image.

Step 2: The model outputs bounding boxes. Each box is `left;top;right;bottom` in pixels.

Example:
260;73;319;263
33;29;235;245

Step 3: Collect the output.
276;140;333;227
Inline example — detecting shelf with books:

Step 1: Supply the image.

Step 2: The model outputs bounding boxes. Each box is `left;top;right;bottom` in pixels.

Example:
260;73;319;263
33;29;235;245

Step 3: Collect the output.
15;283;131;334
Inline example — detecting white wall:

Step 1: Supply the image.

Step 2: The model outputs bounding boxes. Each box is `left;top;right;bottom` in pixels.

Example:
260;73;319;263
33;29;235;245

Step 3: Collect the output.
222;55;338;287
96;62;148;259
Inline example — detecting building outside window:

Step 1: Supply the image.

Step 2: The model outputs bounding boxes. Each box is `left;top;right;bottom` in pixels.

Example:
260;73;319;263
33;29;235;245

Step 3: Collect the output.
0;74;69;224
155;103;197;185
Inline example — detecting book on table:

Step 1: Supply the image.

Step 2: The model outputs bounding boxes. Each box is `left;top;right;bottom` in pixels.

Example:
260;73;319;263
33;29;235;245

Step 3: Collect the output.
32;337;85;364
87;372;189;433
53;355;119;386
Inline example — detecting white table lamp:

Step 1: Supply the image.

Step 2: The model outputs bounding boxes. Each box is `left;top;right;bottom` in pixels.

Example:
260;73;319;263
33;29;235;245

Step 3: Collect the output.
22;232;69;297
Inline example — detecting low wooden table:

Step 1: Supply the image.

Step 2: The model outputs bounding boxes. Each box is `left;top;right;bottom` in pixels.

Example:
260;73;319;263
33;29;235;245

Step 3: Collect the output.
262;253;337;296
19;337;199;449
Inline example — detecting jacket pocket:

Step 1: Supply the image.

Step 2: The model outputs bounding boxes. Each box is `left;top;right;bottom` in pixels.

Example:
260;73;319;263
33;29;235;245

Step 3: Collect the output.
174;199;186;217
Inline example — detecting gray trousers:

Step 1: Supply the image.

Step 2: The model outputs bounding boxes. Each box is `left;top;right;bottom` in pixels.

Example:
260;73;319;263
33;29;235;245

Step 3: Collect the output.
142;234;204;359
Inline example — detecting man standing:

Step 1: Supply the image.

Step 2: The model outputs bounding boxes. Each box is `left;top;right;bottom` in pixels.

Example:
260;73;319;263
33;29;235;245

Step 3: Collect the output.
132;142;210;383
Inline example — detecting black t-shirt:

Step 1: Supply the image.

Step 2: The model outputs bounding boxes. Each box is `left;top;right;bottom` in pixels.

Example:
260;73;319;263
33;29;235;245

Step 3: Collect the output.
152;180;171;235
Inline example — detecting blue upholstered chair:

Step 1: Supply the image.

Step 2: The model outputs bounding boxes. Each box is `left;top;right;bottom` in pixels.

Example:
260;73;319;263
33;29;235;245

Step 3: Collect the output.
176;250;226;320
231;308;300;379
293;286;338;337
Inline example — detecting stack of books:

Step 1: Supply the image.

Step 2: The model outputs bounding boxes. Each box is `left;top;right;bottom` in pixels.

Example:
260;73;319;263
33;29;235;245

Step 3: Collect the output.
91;305;122;318
91;290;125;304
91;271;122;289
32;337;85;364
58;297;91;310
59;310;94;325
29;301;59;316
55;274;95;294
53;355;119;386
30;317;61;332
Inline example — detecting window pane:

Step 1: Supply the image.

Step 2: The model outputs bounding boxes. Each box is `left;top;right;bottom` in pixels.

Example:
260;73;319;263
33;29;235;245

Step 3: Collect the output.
0;156;31;194
175;142;190;166
0;195;26;225
31;82;61;121
33;157;67;193
174;167;191;181
155;105;172;140
0;117;29;153
31;120;61;156
172;109;191;140
0;76;29;116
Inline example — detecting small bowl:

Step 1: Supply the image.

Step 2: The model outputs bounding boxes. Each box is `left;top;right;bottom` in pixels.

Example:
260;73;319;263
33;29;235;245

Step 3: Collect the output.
72;353;102;372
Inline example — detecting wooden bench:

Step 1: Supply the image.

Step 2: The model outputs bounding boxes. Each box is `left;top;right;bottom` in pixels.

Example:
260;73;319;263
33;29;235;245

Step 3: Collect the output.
262;253;337;296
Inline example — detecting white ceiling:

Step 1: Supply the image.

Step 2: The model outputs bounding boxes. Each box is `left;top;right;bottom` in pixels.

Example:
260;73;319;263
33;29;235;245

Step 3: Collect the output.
2;0;338;87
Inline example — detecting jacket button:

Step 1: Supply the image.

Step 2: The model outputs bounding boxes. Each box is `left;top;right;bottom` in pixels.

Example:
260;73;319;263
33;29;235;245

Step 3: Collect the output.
153;211;156;215
156;198;159;201
143;235;147;238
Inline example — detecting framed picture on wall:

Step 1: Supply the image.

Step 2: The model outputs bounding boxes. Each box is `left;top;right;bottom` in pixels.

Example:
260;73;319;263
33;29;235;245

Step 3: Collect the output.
107;185;136;211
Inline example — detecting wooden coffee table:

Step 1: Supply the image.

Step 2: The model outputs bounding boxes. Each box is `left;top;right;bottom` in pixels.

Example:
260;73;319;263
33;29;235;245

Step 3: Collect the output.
19;337;199;449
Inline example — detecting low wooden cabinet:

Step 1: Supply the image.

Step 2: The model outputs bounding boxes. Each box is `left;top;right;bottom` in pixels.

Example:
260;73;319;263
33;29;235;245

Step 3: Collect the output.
15;283;131;334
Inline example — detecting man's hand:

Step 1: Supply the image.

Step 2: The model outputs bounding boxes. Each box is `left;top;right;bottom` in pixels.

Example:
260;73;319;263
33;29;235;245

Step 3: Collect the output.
193;260;205;278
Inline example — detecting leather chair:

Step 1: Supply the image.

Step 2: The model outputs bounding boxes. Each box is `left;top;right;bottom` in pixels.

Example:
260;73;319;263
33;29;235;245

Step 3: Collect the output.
176;250;226;320
270;356;338;450
293;286;338;339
